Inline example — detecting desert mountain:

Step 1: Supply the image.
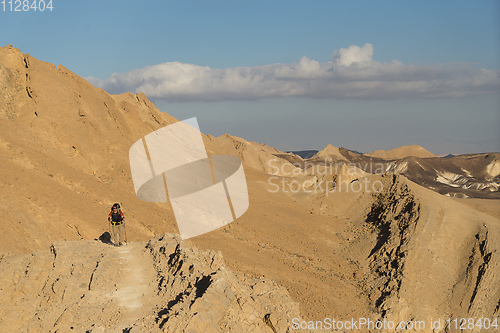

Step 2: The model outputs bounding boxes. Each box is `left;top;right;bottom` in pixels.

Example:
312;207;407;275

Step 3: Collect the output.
0;45;294;254
368;144;436;159
286;150;318;159
340;150;500;199
1;46;500;330
1;45;179;254
282;144;500;199
204;134;298;176
392;153;500;199
312;144;349;162
249;141;284;155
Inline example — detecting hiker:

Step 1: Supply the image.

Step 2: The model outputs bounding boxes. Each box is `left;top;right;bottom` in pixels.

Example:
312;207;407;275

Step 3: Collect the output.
108;203;126;246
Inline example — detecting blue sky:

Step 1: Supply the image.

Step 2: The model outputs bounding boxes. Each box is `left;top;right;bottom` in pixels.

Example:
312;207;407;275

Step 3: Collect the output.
1;0;499;154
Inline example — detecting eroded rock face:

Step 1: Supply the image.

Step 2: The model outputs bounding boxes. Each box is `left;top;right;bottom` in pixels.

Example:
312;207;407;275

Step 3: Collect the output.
363;174;420;316
144;235;302;333
350;174;500;328
0;234;302;332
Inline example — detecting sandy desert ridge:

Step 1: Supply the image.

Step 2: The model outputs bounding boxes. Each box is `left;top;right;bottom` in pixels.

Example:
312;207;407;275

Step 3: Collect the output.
0;45;499;332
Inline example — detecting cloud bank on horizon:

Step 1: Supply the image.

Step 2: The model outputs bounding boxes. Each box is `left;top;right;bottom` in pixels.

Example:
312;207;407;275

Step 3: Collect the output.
88;44;500;102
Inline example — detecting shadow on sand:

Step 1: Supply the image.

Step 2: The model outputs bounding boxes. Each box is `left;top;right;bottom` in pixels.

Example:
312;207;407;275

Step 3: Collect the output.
98;232;112;245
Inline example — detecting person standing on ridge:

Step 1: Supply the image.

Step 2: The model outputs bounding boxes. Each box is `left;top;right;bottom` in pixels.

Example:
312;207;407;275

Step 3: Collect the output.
108;203;125;246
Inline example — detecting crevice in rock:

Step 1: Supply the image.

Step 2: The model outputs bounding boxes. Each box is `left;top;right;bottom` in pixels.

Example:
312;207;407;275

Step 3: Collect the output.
194;275;211;298
52;306;68;328
151;114;160;124
88;260;100;290
468;233;492;311
50;244;57;266
156;289;190;328
263;313;277;333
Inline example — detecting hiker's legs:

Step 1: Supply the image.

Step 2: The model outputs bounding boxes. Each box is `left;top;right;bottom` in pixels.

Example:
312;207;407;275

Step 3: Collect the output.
118;224;125;244
111;224;119;245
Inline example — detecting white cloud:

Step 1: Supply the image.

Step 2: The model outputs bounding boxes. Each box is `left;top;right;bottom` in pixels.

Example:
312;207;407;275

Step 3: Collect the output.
332;43;374;68
87;43;500;102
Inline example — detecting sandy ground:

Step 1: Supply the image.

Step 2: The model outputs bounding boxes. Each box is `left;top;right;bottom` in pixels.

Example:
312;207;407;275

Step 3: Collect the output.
188;168;374;320
110;242;159;329
452;197;500;221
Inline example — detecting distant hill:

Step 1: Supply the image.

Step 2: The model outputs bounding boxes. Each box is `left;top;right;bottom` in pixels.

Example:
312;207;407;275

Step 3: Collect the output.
392;153;500;199
311;144;348;162
367;145;436;160
286;150;318;159
347;148;364;155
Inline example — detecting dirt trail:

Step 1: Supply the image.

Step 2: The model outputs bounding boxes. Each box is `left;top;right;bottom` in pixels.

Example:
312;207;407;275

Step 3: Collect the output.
110;242;159;328
87;241;163;333
0;240;162;332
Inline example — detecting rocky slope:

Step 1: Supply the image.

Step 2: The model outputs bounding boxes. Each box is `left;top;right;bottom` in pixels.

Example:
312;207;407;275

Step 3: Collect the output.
393;153;500;199
0;234;302;332
341;174;500;329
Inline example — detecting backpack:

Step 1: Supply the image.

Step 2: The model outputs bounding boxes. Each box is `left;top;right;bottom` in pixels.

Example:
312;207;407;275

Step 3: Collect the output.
110;203;124;223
